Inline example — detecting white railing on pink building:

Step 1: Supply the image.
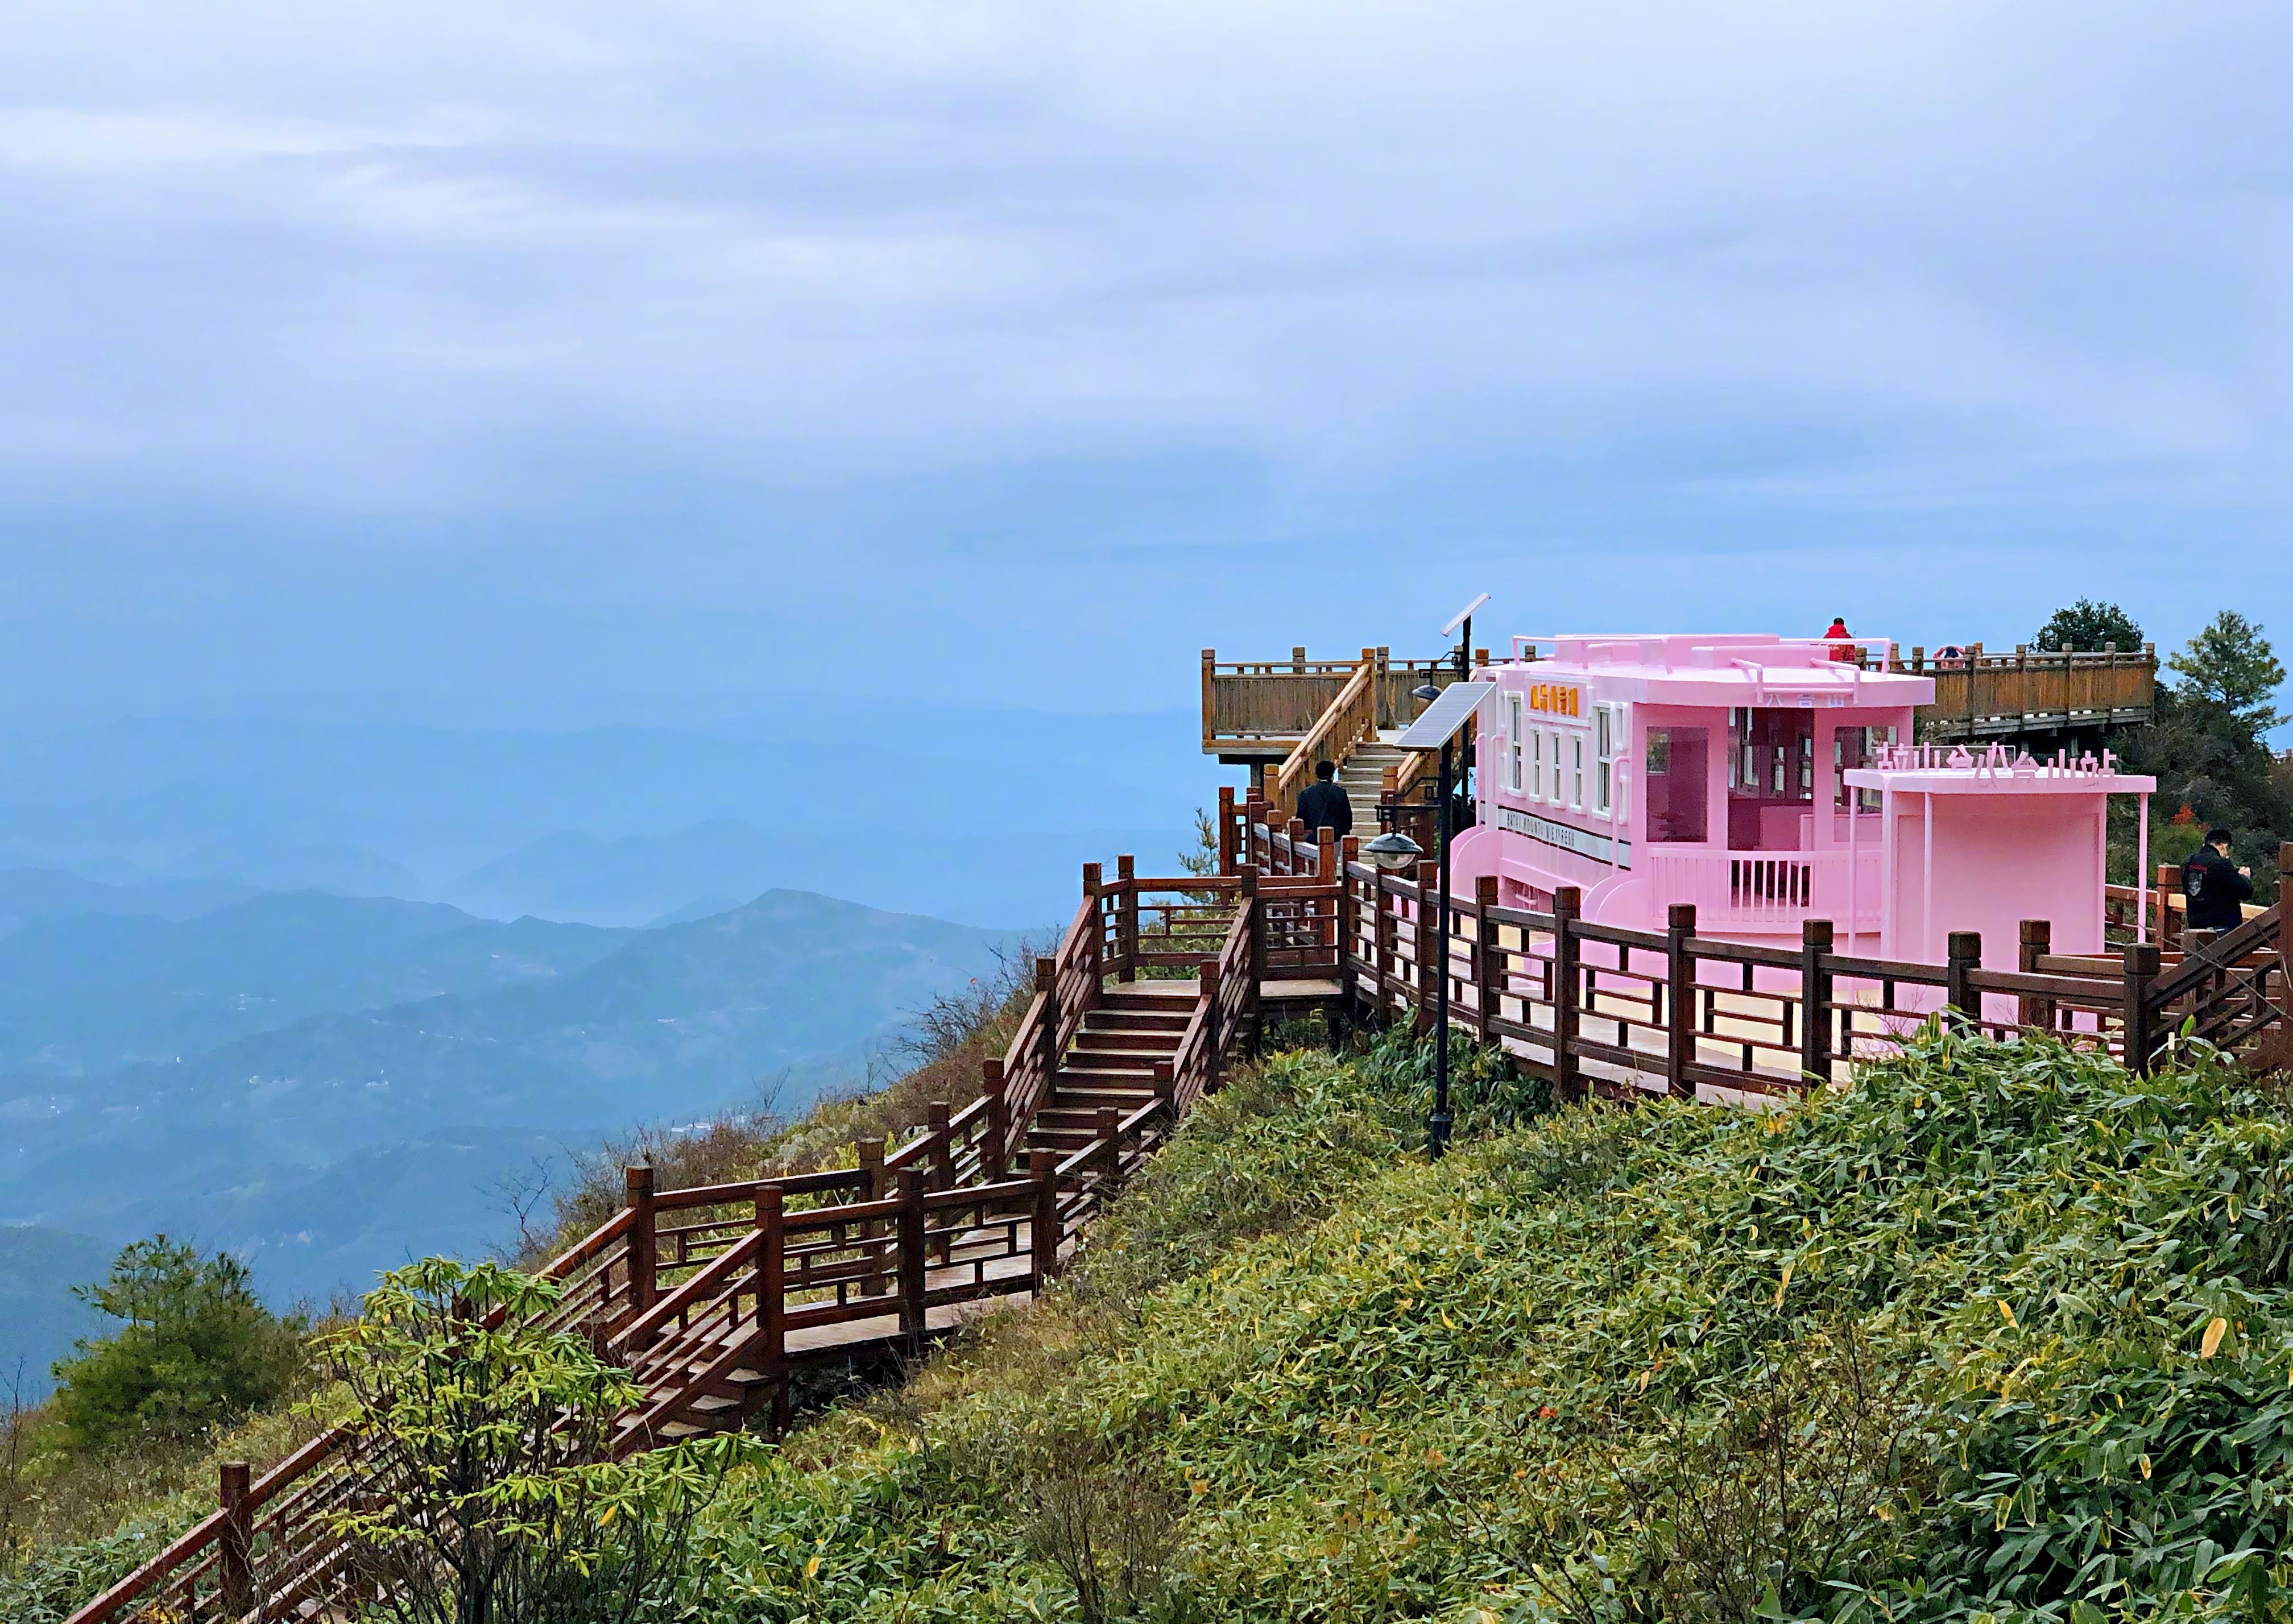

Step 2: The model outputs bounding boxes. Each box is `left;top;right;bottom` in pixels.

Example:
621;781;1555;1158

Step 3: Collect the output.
1640;847;1885;934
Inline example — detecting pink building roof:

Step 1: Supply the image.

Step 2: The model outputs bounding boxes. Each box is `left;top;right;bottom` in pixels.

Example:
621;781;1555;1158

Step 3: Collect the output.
1503;632;1934;709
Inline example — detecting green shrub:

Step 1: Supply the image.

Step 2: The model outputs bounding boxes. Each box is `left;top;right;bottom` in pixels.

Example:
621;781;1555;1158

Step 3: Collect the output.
0;1518;170;1624
48;1237;305;1456
323;1257;744;1624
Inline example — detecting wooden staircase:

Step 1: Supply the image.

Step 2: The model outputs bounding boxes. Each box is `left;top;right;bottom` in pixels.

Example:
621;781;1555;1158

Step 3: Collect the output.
1338;741;1408;832
1027;983;1197;1158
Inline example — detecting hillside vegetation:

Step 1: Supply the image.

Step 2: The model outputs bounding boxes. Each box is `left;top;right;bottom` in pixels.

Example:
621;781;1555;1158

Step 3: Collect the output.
672;1030;2293;1622
14;1024;2291;1622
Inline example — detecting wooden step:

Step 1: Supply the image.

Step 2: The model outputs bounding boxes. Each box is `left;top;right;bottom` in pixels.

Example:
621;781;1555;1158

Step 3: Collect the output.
1057;1063;1158;1090
1041;1100;1154;1127
1071;1028;1182;1053
1046;1083;1157;1112
1067;1039;1181;1066
1082;1009;1191;1034
1098;984;1200;1012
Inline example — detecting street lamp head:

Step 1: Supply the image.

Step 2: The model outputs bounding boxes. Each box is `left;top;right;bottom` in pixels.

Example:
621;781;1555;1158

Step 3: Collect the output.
1363;830;1425;872
1411;682;1442;705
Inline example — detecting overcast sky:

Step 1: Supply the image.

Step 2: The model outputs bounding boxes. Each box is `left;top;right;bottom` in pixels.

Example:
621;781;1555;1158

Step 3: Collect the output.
0;1;2286;727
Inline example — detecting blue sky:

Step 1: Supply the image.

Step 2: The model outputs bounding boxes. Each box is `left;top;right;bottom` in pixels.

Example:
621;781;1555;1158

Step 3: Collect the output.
0;0;2286;730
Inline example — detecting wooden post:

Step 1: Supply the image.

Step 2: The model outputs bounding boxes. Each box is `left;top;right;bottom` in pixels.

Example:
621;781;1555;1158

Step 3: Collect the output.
1665;903;1696;1099
897;1168;927;1353
1082;863;1104;984
1036;956;1061;1083
754;1187;788;1437
1945;931;1981;1029
1028;1148;1061;1291
1116;854;1138;983
1799;918;1834;1087
1286;816;1307;876
1474;876;1500;1043
980;1060;1008;1184
624;1165;656;1318
2122;940;2160;1075
1095;1106;1121;1196
1217;785;1237;875
1202;963;1224;1092
1317;824;1338;884
1338;836;1361;1006
1413;860;1439;1034
857;1136;887;1297
1240;867;1264;1053
2018;920;2054;1034
1153;1058;1175;1118
2156;863;2178;950
218;1461;253;1618
1375;868;1398;1016
1553;886;1582;1101
926;1099;953;1263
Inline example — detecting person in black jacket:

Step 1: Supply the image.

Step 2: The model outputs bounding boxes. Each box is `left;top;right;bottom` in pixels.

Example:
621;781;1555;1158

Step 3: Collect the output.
1296;760;1354;839
2182;828;2254;931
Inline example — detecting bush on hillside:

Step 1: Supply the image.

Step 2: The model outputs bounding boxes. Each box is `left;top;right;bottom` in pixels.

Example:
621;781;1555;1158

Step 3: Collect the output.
48;1237;305;1456
669;1029;2293;1623
322;1257;744;1624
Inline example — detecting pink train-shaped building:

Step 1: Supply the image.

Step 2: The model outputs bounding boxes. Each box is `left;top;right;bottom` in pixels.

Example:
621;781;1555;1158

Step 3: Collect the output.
1447;633;2154;962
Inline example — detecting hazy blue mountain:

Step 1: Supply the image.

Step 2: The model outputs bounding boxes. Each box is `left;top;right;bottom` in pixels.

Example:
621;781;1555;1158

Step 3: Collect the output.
0;705;1210;926
164;835;426;898
0;868;260;935
0;1225;110;1400
0;893;632;1076
0;890;1017;1305
449;819;783;927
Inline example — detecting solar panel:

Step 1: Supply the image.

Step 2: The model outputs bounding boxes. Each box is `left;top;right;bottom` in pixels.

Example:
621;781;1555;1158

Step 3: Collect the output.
1394;680;1497;750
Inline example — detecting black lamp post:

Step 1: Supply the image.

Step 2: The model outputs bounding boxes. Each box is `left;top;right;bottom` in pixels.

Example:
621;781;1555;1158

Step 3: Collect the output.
1412;680;1455;1158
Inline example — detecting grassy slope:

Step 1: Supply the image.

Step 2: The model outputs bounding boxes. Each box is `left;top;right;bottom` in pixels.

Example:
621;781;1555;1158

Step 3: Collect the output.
680;1032;2293;1623
14;1029;2291;1622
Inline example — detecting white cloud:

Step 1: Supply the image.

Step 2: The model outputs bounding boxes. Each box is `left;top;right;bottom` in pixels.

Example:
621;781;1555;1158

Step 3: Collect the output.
0;0;2284;718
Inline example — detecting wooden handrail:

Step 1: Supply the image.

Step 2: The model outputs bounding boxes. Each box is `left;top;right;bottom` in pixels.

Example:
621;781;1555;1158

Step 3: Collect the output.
1272;651;1376;818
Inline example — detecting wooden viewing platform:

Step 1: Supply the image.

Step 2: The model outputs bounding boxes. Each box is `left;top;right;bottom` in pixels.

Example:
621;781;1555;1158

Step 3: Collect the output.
74;804;2280;1624
1205;641;2159;819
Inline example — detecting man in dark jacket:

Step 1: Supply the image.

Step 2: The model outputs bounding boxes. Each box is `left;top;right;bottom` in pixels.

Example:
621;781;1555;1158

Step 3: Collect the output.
1297;760;1354;839
2182;828;2255;931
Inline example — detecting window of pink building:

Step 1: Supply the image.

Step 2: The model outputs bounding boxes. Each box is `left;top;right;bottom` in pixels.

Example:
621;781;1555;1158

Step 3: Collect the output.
1644;727;1708;843
1727;708;1815;850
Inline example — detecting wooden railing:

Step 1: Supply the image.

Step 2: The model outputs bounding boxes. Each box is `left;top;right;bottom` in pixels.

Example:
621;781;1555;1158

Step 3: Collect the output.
1205;642;2157;758
1880;643;2156;740
1226;813;2286;1100
1199;647;1477;755
69;871;1259;1624
1268;651;1379;820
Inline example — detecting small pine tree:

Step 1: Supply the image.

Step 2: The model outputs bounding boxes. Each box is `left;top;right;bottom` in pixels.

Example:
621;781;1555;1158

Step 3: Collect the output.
49;1237;304;1454
2168;610;2287;737
2032;599;2143;654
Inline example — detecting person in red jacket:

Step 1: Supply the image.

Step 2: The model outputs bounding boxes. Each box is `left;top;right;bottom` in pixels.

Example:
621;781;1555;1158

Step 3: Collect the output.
1823;616;1856;661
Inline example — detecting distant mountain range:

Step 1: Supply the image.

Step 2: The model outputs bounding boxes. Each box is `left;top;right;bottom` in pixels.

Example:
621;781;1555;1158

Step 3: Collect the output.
0;702;1216;1394
0;879;1023;1392
0;890;633;1077
0;706;1204;927
449;819;782;927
